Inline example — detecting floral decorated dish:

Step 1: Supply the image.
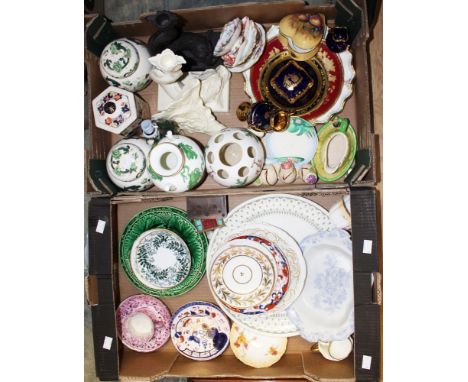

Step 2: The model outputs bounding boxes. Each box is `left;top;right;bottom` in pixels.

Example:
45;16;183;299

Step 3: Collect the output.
116;294;171;352
226;236;289;315
130;228;191;290
208;223;305;337
214;18;242;57
209;244;276;310
120;206;207;297
286;229;354;342
171;301;230;361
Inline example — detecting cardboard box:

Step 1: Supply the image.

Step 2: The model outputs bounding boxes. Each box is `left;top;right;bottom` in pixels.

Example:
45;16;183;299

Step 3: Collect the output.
84;0;377;195
87;187;381;381
85;1;381;380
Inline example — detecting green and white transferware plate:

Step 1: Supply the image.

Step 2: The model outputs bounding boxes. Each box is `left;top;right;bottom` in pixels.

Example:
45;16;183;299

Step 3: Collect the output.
130;228;191;289
120;206;207;297
313;116;356;182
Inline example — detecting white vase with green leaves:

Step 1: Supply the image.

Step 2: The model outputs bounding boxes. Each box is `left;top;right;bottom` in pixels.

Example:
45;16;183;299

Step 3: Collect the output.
148;132;205;192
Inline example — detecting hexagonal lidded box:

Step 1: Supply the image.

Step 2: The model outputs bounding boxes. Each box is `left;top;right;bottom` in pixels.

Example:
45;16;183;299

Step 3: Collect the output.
92;86;150;136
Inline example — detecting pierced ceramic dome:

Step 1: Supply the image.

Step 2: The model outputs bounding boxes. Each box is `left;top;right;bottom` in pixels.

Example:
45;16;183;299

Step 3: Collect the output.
205;128;265;188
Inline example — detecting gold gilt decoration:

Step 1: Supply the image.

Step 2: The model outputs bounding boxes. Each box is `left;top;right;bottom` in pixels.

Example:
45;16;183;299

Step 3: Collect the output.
210;246;276;309
270;60;314;103
260;51;328;115
317;49;336;73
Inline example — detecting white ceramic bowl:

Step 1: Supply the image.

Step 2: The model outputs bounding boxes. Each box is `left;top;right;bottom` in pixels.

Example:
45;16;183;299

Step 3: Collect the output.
100;38;152;92
230;323;287;368
205;127;265;187
106;138;153;191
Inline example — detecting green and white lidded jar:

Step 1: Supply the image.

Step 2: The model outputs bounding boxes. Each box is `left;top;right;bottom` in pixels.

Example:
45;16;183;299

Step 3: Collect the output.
106;138;153;192
148;132;205;193
99;38;152;92
92;86;150;136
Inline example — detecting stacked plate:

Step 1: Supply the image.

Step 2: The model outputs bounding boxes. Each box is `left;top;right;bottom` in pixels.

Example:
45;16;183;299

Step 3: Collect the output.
209;230;291;315
208;194;336;337
120;206;207;297
214;16;266;73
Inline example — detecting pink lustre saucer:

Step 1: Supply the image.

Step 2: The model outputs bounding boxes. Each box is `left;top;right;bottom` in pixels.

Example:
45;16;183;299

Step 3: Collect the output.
116;294;171;352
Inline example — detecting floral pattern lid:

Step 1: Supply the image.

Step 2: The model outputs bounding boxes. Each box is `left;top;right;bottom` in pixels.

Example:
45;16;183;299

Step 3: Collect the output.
93;86;137;133
116;294;171;352
107;141;147;183
171;301;230;361
100;39;139;79
130;228;191;289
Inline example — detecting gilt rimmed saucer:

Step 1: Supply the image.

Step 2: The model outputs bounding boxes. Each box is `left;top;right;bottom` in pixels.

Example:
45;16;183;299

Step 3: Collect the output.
170;301;230;361
210;244;276;310
227;236;289;314
116;294;171;352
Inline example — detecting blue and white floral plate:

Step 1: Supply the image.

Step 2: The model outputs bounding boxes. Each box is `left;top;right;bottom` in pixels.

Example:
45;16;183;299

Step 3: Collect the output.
286;229;353;342
170;301;230;361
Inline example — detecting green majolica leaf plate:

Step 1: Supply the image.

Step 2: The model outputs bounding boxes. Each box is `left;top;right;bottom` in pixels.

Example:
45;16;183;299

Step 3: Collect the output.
120;206;207;297
313;117;357;182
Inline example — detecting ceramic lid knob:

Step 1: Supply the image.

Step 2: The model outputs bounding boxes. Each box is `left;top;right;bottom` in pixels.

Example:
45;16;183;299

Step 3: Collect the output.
141;119;155;135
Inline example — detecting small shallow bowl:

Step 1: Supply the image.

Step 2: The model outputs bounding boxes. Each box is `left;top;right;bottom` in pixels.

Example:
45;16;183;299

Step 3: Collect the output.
230;323;287;368
171;301;230;361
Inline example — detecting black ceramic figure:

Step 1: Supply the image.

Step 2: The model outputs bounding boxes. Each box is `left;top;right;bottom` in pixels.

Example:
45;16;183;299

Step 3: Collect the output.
325;26;350;53
147;11;222;71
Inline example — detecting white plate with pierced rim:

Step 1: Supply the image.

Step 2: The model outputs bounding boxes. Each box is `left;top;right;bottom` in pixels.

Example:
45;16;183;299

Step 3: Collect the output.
286;229;354;342
208;194;334;253
208;222;305;337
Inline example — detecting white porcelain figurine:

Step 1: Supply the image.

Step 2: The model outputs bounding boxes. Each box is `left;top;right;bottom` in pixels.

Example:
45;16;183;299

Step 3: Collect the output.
148;49;186;84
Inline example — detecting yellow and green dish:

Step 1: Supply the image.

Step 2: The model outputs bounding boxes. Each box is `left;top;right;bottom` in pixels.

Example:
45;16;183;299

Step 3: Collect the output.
120;206;207;297
313;117;357;182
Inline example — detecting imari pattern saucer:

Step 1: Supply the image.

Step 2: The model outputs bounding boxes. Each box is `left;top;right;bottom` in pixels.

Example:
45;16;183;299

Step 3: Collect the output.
170;301;230;361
